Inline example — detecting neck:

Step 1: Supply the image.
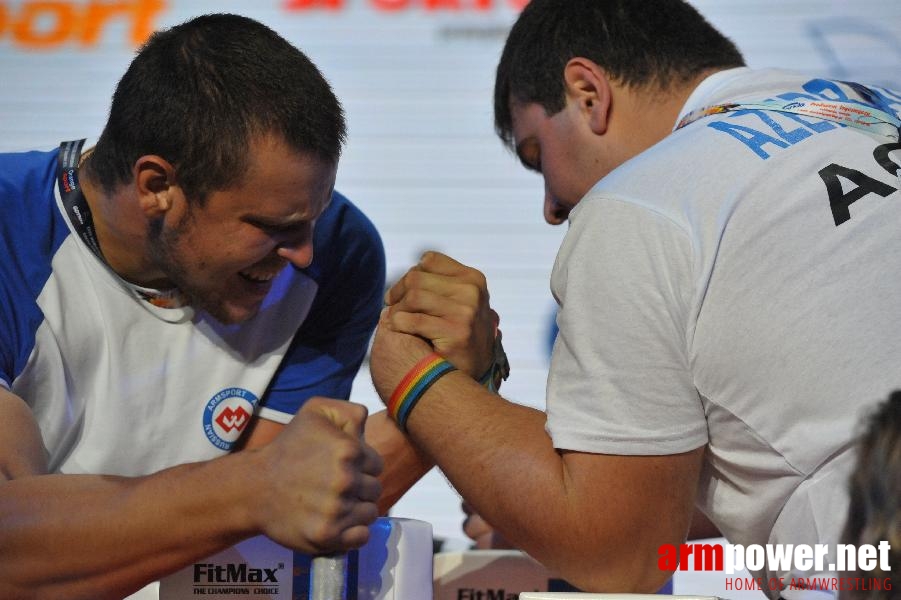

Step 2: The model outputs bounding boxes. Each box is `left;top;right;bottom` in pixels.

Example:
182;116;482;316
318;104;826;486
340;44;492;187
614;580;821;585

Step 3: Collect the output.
79;159;171;289
608;68;722;160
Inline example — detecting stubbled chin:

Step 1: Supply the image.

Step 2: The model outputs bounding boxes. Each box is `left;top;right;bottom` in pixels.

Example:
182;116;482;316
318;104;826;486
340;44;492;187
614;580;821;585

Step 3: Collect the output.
197;292;265;325
225;288;271;322
194;275;274;324
207;302;260;325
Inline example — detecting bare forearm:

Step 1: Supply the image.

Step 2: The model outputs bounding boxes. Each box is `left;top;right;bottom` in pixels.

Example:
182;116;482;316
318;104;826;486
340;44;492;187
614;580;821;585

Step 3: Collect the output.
365;410;434;514
402;376;581;574
0;453;260;600
371;253;700;590
403;372;696;592
0;393;381;599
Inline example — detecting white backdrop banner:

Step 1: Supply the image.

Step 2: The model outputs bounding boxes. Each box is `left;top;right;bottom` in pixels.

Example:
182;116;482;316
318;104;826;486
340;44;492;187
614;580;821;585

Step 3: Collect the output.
1;0;900;544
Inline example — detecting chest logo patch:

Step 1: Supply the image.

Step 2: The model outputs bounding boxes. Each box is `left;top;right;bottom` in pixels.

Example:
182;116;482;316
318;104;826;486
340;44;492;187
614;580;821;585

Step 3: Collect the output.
203;387;260;451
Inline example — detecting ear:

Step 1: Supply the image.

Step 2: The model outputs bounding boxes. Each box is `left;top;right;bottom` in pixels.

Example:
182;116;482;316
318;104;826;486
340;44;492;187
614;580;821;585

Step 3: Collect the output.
563;57;612;135
133;155;178;218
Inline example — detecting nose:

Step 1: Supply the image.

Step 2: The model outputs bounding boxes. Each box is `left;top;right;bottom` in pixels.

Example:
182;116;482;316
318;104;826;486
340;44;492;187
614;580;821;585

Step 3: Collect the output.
543;189;570;225
276;230;314;269
277;242;313;269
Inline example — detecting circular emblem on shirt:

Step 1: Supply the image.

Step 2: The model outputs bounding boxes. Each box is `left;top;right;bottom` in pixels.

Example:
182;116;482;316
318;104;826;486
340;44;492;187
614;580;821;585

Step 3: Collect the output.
203;387;259;450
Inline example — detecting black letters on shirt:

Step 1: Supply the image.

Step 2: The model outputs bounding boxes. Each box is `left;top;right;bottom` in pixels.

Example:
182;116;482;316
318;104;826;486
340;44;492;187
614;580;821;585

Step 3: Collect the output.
874;141;901;176
818;142;900;225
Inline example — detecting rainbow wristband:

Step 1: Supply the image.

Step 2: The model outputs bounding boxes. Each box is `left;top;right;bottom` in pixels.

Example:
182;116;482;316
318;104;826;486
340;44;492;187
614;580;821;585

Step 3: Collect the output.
388;353;457;432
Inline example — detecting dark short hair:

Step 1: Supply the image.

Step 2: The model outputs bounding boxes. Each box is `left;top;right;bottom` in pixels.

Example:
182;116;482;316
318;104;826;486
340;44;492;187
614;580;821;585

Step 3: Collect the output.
87;13;346;202
493;0;745;148
841;391;901;599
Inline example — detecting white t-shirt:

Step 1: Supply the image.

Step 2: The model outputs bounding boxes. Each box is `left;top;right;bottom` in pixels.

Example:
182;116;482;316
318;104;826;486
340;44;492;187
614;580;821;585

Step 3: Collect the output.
546;68;901;589
0;141;386;477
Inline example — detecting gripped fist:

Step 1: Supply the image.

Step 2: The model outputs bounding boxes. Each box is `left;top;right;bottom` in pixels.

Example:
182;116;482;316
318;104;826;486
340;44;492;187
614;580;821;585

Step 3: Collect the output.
253;398;383;554
382;251;498;379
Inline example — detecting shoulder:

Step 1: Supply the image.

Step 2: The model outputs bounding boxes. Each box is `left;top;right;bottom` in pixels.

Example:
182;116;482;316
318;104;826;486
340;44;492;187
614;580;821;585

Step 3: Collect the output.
0;147;60;200
305;191;385;283
299;191;386;319
0;148;71;384
0;147;69;256
316;191;382;248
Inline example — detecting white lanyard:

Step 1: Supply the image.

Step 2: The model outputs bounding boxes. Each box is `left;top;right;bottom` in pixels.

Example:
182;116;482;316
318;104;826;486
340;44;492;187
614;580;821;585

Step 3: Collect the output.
676;86;901;141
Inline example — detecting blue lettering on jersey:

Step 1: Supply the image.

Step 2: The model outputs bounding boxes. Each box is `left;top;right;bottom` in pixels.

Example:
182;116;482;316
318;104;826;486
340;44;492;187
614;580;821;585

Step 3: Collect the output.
707;119;792;159
706;78;900;160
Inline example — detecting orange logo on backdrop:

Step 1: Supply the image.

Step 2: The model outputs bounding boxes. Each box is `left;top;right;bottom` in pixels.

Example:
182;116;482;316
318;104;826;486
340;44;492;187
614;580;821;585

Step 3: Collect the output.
286;0;529;11
0;0;166;49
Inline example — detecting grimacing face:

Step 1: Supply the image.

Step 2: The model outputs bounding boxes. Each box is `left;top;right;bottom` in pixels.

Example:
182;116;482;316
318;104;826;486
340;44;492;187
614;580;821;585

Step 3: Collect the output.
149;137;336;324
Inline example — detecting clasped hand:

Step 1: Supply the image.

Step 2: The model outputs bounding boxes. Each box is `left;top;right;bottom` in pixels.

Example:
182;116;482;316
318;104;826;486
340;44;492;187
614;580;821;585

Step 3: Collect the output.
370;251;499;402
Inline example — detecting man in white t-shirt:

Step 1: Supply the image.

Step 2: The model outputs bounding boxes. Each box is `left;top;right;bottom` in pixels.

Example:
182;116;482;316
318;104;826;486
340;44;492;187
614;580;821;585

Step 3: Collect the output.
368;0;901;598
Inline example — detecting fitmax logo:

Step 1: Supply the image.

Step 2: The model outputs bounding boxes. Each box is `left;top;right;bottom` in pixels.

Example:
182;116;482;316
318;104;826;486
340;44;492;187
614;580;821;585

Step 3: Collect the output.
193;563;280;583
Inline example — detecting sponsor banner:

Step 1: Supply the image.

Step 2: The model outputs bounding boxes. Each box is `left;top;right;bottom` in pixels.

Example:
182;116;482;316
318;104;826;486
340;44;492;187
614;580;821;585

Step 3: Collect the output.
160;518;433;600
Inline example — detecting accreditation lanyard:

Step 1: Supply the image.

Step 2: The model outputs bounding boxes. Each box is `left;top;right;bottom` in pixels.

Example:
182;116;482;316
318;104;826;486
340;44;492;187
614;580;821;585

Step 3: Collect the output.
56;140;188;309
675;84;901;141
58;139;105;260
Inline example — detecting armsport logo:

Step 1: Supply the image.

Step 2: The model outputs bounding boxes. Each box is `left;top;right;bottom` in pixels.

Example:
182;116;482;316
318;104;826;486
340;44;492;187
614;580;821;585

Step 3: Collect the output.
203;387;259;451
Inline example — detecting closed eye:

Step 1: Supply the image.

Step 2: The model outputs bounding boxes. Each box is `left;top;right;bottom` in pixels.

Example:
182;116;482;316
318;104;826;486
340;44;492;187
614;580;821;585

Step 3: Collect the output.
515;140;542;173
245;218;308;237
519;155;542;173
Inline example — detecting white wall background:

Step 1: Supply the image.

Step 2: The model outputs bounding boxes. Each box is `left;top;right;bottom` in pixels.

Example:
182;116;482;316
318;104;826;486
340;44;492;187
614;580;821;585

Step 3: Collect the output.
2;1;900;595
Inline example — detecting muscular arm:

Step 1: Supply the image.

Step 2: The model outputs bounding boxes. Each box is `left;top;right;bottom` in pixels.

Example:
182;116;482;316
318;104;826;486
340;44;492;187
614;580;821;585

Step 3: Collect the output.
376;351;702;591
464;496;720;549
0;389;381;600
370;252;704;592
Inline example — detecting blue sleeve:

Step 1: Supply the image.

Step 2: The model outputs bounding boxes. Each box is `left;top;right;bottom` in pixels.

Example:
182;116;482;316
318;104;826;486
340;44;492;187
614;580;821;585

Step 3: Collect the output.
259;192;385;415
0;149;68;386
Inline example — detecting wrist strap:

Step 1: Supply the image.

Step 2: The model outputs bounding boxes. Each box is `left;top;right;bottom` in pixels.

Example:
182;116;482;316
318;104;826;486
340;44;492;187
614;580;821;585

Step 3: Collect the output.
388;353;457;432
478;365;499;392
477;330;510;393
